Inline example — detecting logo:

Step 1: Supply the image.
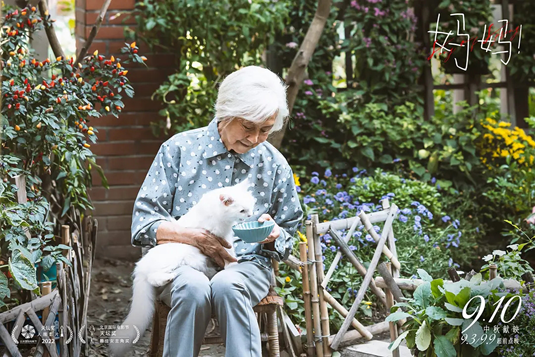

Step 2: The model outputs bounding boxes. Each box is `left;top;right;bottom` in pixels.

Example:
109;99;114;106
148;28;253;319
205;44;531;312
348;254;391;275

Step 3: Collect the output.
20;324;35;339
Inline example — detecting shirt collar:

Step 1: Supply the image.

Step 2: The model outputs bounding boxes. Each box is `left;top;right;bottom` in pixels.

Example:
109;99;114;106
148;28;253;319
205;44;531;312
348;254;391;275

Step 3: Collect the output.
203;118;257;168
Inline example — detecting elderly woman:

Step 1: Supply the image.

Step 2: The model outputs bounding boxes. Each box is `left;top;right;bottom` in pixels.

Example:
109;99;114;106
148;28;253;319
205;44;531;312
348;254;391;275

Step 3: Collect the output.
131;66;303;357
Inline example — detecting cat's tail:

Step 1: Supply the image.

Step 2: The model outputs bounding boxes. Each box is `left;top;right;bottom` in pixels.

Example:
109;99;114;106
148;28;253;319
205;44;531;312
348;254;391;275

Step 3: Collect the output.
108;271;155;357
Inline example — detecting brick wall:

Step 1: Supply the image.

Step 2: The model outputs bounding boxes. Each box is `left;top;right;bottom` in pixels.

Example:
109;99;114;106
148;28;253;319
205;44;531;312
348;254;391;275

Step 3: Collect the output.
75;0;174;260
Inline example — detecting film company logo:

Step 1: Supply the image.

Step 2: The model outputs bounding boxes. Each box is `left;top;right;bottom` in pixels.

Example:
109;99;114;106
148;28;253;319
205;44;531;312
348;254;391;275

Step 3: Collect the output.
16;323;37;344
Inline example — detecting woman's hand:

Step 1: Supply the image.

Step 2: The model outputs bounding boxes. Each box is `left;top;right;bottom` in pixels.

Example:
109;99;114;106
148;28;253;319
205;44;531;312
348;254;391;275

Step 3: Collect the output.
157;222;237;268
258;214;280;245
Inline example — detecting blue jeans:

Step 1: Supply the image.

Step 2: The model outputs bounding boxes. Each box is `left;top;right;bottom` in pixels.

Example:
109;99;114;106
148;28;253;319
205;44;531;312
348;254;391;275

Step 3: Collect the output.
159;261;271;357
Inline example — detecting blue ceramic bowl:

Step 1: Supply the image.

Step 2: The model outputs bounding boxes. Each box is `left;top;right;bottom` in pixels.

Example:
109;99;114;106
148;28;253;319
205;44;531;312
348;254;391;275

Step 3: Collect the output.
232;220;275;243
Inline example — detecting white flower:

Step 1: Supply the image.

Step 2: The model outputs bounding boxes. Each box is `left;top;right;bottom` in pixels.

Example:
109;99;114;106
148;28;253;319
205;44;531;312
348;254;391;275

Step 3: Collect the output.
482;254;493;262
507;244;519;251
492;250;506;257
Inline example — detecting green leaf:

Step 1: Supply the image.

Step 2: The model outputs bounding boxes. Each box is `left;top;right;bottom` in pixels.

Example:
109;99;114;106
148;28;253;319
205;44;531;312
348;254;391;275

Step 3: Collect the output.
455;286;471;307
379;154;393;164
444;303;463;313
0;272;10;300
361;147;375;161
462;319;485;347
445;317;464;326
418;269;433;282
9;250;38;291
40;255;55;272
388;331;409;351
425;306;448;320
434;335;457;357
431;279;444;298
415;321;431;351
480;329;499;355
386;310;412;322
470;273;482;285
414;282;432;308
445;326;460;344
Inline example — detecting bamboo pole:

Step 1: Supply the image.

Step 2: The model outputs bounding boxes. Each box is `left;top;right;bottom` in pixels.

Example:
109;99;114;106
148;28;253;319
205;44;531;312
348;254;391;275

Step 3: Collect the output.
322;216;361;288
384;263;400;357
299;242;315;357
328;228;387;308
61;225;71;259
359;211;401;270
331;206;397;350
316;210;390;234
306;220;323;357
322;290;373;340
312;215;331;357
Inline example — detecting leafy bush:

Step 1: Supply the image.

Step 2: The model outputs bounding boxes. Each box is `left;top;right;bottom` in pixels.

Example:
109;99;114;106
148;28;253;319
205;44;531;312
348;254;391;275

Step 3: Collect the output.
0;5;141;307
497;292;535;357
388;270;513;357
130;0;290;135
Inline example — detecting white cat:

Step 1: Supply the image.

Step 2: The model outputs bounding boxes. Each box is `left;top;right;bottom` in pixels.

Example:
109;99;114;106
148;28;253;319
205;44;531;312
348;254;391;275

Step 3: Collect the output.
109;179;255;356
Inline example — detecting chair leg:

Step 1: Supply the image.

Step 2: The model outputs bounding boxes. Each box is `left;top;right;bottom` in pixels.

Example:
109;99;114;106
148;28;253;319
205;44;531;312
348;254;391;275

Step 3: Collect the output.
267;309;280;357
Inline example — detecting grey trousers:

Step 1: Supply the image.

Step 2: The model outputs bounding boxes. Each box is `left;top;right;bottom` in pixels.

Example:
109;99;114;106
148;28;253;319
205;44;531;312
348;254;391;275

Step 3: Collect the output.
158;261;272;357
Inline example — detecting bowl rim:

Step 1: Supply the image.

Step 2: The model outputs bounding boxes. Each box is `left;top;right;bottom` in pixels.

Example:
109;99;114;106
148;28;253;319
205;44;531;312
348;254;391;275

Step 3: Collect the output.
233;220;275;230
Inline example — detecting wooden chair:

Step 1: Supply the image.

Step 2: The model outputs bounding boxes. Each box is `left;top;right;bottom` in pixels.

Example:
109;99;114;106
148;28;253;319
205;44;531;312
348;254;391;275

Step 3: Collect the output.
148;262;284;357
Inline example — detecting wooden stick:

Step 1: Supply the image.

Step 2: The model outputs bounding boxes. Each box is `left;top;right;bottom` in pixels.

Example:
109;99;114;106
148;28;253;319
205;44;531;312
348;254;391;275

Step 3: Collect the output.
38;0;65;59
278;306;298;357
299;242;315;357
322;216;361;288
331;206;396;350
0;323;22;357
283;254;304;271
374;277;524;291
74;0;112;66
384;263;400;357
328;228;387;308
0;290;58;324
61;225;71;259
312;215;331;357
448;268;461;282
489;264;497;280
376;263;403;303
359;211;401;270
322;290;372;340
316;210;390;234
306;220;323;357
328;321;391;348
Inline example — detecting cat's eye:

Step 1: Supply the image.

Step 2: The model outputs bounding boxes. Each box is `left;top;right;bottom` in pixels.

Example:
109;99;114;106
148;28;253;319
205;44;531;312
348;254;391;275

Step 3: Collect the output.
240;209;246;213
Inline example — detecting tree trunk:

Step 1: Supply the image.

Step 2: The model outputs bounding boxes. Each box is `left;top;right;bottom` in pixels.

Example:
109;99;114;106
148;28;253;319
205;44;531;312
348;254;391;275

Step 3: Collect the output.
268;0;333;149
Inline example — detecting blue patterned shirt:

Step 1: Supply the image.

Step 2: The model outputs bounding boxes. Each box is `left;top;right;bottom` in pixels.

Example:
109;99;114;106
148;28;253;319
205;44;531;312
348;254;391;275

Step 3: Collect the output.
131;118;303;268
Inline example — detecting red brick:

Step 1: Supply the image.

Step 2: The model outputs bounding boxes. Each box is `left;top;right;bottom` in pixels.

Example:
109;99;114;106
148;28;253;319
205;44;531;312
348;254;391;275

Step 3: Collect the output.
92;201;134;216
84;11;99;24
107;127;158;141
89;187;107;201
135;115;164;126
132;82;162;97
136;141;161;155
122;98;162;112
86;0;135;11
76;8;86;26
86;25;126;40
86;41;107;56
126;68;174;83
92;171;137;186
108;156;155;170
107;11;137;25
107;186;143;200
92;142;136;156
106;216;134;231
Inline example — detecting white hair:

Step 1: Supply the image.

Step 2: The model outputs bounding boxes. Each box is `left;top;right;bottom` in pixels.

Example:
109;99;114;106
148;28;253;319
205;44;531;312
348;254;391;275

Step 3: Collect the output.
215;66;289;133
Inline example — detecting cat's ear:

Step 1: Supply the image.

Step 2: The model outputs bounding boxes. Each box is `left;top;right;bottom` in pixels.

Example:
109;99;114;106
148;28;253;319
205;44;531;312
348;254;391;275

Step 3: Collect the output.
219;194;234;206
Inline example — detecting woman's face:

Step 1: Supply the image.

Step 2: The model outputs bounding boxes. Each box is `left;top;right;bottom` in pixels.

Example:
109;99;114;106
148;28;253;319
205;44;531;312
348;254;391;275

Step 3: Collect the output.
218;114;276;154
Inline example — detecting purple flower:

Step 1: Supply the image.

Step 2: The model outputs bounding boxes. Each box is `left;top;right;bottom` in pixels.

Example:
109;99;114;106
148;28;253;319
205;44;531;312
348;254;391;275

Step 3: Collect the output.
335;183;342;189
303;196;316;204
399;215;408;223
393;158;401;163
423;234;429;242
350;178;356;183
304;79;313;85
431;177;436;184
296;186;301;192
325;169;332;177
349;245;357;251
352;167;358;172
365;234;374;242
320;180;327;187
305;90;313;96
311;177;319;184
401;208;411;215
312;171;319;176
420;255;425;262
442;216;451;223
448;258;453;267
